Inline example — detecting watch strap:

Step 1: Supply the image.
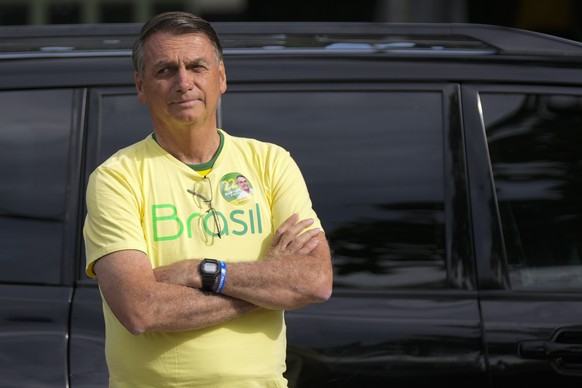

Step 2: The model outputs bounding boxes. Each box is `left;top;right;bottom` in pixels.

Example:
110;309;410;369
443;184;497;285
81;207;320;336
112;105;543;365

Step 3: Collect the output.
214;260;227;294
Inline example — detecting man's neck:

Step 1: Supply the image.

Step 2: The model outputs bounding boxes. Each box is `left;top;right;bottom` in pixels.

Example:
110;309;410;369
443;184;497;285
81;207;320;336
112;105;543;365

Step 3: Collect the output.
153;125;221;165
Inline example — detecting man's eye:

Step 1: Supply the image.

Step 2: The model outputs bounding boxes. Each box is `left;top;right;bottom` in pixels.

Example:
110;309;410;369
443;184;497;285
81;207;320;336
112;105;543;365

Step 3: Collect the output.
155;67;176;77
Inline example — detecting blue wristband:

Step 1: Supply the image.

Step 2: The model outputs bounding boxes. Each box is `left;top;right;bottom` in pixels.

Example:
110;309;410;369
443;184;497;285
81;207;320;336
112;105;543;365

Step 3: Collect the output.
214;260;227;294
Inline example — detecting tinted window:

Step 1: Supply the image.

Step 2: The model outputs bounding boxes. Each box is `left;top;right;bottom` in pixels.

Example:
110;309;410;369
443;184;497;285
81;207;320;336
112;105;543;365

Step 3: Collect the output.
0;90;72;284
481;91;582;289
97;93;151;164
222;89;446;289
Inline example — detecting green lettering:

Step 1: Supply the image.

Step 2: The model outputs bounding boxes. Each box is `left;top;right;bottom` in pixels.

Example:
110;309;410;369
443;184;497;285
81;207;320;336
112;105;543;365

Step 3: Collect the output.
255;203;263;234
249;209;255;234
186;212;202;238
151;203;265;241
203;211;229;236
230;210;248;236
152;204;183;241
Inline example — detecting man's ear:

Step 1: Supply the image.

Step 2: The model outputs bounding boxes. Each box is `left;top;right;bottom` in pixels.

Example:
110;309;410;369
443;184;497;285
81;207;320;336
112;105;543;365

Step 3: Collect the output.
134;72;146;103
219;61;227;94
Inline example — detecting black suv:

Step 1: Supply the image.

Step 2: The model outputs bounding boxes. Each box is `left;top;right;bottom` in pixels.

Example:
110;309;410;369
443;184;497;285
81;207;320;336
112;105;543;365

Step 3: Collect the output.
2;22;582;387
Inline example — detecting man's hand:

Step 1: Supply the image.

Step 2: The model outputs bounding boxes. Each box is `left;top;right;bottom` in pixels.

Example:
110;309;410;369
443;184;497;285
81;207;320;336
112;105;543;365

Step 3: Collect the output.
219;214;331;310
265;214;321;259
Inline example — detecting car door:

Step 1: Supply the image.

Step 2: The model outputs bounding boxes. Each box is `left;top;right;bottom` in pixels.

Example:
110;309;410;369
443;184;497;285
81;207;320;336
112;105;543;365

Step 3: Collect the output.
221;82;487;387
464;84;582;387
69;87;151;387
0;89;83;387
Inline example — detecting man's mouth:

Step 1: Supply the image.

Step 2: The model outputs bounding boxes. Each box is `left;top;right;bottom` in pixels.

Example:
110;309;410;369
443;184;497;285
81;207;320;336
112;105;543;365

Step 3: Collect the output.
170;96;203;105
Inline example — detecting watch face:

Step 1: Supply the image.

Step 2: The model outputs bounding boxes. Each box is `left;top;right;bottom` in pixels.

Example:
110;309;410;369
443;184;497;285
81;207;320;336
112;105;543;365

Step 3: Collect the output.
203;262;218;273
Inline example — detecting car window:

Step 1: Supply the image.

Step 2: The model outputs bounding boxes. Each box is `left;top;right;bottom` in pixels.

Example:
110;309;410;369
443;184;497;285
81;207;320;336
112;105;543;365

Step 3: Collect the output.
0;90;72;284
97;92;151;165
481;91;582;290
222;89;447;289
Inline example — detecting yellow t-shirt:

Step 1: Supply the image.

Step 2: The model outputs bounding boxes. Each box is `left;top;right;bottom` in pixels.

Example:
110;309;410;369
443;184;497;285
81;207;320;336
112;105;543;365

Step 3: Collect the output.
83;130;322;387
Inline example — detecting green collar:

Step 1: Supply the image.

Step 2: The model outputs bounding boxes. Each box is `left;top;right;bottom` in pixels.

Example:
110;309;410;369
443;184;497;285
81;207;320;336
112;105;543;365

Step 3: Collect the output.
152;131;224;172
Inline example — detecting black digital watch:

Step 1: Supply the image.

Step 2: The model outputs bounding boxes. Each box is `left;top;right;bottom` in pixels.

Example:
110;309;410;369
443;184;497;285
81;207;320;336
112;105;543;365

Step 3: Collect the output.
199;258;220;292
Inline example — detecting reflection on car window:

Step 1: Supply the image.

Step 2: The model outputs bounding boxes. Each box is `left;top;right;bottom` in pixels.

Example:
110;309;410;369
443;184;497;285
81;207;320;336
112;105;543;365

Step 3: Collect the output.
98;94;151;164
481;92;582;290
222;90;446;289
0;90;72;284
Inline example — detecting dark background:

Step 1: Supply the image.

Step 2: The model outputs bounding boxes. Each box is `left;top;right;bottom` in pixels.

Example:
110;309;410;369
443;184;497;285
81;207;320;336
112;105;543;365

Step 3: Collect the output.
0;0;581;42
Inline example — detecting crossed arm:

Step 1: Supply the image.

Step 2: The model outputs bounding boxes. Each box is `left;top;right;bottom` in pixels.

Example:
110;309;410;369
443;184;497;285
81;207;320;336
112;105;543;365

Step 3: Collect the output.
93;215;332;335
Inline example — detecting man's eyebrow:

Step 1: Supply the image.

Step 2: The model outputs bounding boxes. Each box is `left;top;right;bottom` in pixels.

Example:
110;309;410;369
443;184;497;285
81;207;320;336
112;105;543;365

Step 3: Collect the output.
151;59;175;69
188;58;211;66
152;57;210;68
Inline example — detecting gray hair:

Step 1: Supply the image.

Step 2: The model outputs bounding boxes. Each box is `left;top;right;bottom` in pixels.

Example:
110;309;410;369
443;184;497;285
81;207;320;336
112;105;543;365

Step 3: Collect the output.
132;11;223;74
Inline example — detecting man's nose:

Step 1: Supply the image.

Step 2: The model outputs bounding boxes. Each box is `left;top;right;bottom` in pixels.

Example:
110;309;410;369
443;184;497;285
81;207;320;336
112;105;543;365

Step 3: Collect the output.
175;68;193;92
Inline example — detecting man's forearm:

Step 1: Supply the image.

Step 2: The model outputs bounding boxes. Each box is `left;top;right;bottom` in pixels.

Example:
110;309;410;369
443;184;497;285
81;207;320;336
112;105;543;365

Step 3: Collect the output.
96;251;259;335
154;234;332;311
135;284;260;333
153;216;333;311
222;236;332;310
217;218;333;309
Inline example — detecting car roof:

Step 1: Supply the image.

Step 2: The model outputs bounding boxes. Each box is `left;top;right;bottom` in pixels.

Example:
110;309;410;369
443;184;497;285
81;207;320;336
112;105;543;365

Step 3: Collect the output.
0;22;581;61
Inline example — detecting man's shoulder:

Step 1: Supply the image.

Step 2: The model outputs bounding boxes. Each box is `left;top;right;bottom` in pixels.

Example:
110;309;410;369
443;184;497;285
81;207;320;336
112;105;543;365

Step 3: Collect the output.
222;130;288;157
90;135;156;182
98;135;154;169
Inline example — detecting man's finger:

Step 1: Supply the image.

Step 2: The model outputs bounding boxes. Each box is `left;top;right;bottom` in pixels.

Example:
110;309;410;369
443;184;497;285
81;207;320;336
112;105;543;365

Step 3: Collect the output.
296;237;320;256
278;218;314;248
272;214;300;243
292;229;321;255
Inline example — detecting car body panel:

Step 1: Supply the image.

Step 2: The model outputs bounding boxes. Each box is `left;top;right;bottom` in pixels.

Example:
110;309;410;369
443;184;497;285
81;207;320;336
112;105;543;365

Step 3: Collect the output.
0;285;71;387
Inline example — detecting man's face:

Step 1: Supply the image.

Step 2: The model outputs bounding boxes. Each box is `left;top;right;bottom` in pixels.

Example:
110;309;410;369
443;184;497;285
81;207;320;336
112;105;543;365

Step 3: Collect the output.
237;177;250;192
135;31;227;130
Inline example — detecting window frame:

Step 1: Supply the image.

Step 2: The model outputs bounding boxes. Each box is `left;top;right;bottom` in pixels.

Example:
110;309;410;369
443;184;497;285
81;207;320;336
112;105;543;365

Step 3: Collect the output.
79;87;150;284
463;83;582;292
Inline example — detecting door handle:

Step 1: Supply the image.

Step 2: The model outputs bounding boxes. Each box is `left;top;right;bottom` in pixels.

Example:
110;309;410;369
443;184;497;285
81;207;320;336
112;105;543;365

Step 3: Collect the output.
519;328;582;376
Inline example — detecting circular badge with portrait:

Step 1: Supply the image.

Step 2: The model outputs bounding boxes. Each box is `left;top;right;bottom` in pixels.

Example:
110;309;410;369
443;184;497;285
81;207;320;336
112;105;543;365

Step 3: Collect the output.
219;172;255;205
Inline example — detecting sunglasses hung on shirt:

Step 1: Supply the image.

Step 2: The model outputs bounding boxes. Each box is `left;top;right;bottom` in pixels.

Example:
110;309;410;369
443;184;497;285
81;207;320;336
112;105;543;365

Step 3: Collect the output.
187;176;222;239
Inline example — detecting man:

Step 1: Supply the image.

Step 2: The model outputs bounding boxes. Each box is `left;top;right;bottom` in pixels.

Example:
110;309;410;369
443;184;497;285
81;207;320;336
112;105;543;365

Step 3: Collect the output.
83;11;332;388
236;174;254;200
